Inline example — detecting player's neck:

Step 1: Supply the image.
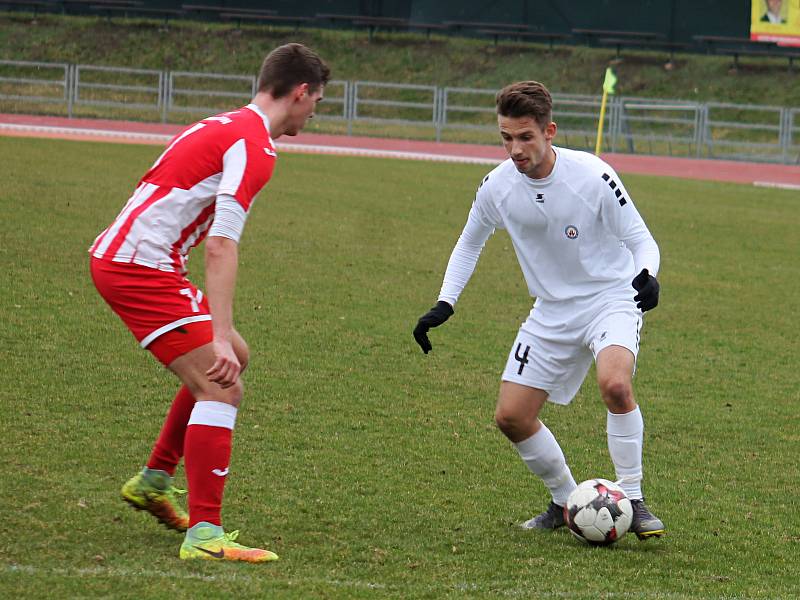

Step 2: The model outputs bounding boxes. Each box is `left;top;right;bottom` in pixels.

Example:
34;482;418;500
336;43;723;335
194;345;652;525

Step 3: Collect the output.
526;147;557;180
251;92;290;138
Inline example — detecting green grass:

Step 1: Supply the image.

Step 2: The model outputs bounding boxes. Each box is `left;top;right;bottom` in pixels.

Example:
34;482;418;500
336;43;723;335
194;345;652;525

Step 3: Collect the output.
1;135;799;599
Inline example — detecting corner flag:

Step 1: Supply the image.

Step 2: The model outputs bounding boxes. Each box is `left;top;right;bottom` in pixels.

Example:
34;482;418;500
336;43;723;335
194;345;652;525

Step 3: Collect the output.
595;67;617;155
602;67;617;95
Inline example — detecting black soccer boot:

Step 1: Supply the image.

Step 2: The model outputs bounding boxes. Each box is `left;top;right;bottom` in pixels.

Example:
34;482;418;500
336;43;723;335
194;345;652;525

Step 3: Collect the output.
521;501;566;530
630;498;666;540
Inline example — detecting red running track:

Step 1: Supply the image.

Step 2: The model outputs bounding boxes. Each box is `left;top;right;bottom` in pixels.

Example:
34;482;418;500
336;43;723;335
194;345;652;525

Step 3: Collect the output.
1;113;798;187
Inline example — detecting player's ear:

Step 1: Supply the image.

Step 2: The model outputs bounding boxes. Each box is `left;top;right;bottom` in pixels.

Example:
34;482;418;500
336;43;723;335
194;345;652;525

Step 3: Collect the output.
544;121;557;141
294;82;310;101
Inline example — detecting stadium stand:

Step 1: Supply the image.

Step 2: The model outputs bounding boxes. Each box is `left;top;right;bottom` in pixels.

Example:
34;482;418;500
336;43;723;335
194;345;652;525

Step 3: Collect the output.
0;0;54;18
596;38;689;64
316;13;410;40
694;35;800;70
219;11;313;32
2;0;799;70
476;29;571;49
90;4;184;26
442;19;530;34
181;4;274;18
407;21;449;39
63;0;143;9
572;28;664;46
571;29;692;65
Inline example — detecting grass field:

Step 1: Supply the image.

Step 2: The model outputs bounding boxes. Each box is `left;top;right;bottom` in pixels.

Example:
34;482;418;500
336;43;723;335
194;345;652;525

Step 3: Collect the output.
1;135;799;599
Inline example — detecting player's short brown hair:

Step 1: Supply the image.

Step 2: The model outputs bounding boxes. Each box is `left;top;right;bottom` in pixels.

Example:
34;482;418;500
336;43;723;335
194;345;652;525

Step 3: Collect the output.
495;81;553;129
257;43;330;98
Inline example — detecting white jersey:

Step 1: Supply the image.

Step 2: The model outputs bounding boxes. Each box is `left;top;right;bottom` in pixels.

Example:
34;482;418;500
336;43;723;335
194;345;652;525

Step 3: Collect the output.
438;146;659;320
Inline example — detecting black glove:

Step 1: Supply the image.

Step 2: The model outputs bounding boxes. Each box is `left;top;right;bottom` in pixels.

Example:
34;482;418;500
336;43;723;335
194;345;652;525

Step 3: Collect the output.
632;268;660;312
413;301;454;354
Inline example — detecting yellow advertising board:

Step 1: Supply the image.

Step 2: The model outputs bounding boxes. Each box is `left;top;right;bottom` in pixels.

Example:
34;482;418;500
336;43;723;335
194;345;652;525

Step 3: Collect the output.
751;0;800;46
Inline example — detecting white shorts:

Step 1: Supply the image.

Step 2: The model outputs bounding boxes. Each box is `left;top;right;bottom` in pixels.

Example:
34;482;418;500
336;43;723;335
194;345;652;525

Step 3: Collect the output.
501;299;643;405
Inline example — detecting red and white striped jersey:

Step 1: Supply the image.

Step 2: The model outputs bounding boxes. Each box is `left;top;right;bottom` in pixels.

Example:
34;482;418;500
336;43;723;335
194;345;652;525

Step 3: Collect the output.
90;104;277;273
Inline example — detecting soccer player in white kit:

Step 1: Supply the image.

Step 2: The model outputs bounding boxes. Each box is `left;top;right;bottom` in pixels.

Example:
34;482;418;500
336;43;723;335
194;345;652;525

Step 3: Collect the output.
413;81;665;539
90;44;330;561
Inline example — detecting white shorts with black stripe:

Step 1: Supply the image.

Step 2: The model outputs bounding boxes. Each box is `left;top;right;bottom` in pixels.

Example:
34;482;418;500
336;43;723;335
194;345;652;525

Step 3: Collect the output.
501;299;643;405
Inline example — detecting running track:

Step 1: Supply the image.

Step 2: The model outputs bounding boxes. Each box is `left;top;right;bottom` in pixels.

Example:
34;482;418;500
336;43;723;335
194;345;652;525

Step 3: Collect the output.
2;113;799;188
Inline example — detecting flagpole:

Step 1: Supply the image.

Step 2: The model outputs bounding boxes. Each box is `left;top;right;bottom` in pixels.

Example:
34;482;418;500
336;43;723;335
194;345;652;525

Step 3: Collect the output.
594;87;608;156
595;67;616;156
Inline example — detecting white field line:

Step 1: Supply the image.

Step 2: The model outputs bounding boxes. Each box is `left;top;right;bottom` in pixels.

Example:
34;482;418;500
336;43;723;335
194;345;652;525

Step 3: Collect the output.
753;180;800;191
6;122;797;179
3;563;704;598
0;122;173;143
275;142;502;165
0;122;502;165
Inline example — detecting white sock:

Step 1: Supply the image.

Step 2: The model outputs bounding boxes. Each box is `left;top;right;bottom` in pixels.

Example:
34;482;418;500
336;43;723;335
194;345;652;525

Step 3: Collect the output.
607;406;644;500
187;400;238;429
514;424;577;506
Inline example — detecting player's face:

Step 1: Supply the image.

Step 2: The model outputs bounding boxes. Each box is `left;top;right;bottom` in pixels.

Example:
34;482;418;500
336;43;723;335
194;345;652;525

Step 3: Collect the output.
284;84;324;136
767;0;781;13
498;115;557;179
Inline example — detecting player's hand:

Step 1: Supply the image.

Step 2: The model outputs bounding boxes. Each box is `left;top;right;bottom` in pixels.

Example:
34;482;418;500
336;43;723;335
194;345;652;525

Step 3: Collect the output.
632;268;660;312
413;301;454;354
206;339;241;388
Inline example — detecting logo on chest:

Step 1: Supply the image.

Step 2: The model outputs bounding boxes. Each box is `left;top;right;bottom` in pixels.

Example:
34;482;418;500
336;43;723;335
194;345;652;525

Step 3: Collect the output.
564;225;579;239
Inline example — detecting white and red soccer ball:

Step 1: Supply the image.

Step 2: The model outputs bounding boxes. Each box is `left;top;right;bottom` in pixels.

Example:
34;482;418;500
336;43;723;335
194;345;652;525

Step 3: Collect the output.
564;478;633;546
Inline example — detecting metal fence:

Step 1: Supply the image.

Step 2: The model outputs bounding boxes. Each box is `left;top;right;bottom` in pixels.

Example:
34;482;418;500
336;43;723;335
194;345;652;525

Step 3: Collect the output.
74;65;164;119
0;60;72;110
789;109;800;164
1;59;798;165
610;98;703;158
166;71;255;121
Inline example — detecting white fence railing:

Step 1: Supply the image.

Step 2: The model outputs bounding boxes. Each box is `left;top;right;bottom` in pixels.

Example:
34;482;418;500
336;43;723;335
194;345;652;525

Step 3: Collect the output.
1;60;798;165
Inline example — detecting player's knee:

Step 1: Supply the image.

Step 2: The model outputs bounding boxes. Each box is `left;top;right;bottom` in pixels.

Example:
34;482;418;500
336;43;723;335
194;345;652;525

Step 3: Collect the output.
599;376;632;407
225;378;244;407
193;378;244;408
495;405;524;437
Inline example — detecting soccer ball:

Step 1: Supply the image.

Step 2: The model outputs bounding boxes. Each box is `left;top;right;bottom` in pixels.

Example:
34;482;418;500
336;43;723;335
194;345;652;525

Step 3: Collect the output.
565;478;632;546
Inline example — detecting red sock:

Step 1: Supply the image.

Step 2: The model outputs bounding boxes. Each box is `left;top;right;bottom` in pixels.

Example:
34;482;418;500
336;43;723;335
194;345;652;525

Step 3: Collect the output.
146;386;196;476
183;401;237;527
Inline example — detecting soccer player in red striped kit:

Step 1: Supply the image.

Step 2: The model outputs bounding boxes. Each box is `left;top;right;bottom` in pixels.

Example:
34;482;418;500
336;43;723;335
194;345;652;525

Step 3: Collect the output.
90;43;329;562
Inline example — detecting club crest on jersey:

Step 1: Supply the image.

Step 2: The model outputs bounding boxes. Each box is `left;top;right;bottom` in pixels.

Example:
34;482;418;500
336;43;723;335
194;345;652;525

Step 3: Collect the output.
564;225;579;239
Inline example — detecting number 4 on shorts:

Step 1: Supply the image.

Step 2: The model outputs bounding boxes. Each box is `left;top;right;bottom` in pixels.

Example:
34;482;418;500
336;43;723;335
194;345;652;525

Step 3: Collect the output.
515;343;530;375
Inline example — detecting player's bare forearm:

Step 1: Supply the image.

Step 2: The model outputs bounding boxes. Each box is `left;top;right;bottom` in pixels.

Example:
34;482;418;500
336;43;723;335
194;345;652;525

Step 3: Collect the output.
205;236;240;386
205;235;239;342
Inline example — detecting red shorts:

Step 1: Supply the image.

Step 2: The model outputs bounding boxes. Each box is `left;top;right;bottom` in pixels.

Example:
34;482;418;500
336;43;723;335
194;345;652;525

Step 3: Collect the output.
90;257;213;365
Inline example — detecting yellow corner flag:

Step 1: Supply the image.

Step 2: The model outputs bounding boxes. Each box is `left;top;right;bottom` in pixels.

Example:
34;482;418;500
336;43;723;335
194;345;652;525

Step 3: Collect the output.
602;67;617;95
595;67;617;155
